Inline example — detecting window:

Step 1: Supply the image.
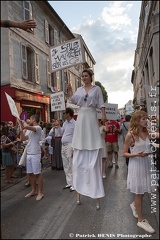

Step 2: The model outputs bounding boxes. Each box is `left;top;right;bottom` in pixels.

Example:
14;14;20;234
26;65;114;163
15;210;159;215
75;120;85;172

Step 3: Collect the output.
63;71;68;94
144;5;149;28
145;61;150;85
149;47;154;76
45;20;49;44
27;47;33;81
35;53;39;84
51;72;57;89
21;43;39;83
21;44;28;79
45;20;54;45
23;1;34;32
54;29;59;46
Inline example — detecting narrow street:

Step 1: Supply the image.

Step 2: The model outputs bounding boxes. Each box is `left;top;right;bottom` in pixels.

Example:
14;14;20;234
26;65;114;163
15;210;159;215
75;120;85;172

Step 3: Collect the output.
1;135;159;239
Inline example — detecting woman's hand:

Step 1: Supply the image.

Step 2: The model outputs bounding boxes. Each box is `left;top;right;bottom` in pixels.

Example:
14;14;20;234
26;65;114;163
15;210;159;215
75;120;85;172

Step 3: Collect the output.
67;83;73;97
137;151;149;157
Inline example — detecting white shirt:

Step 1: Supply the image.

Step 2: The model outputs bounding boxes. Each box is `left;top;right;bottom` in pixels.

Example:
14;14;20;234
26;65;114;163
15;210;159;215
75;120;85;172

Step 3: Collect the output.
70;85;105;108
61;118;76;144
25;126;42;154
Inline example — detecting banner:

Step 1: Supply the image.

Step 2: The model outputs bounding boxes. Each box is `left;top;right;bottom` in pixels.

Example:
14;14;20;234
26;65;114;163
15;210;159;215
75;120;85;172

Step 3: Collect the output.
50;91;65;112
97;103;118;120
5;92;20;119
49;36;85;72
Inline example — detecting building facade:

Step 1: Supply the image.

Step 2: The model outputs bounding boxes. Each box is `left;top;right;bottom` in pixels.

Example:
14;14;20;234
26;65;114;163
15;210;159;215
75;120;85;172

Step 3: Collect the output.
1;1;95;124
131;1;159;112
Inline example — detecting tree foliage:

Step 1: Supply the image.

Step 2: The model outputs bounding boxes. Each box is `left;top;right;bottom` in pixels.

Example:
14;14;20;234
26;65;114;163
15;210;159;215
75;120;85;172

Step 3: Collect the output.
95;81;108;103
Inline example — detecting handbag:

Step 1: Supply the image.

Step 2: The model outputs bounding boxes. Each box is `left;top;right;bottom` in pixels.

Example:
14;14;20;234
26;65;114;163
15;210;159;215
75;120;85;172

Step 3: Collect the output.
19;145;27;166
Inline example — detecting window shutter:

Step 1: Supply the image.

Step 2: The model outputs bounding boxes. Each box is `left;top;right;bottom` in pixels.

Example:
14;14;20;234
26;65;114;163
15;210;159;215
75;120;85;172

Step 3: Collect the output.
21;43;28;79
47;59;51;88
45;20;49;44
35;53;39;84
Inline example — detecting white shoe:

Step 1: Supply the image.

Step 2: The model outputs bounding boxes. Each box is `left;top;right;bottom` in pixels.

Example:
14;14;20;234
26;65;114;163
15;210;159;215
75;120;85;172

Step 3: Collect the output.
137;219;155;233
70;186;75;192
130;203;138;218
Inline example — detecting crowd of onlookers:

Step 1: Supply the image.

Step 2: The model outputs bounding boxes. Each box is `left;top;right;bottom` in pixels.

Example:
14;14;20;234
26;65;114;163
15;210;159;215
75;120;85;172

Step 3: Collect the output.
0;119;62;185
1;113;159;186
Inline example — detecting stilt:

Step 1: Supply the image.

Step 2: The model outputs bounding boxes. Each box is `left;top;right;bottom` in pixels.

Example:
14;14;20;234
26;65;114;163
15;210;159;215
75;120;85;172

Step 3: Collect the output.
96;198;100;210
76;192;81;205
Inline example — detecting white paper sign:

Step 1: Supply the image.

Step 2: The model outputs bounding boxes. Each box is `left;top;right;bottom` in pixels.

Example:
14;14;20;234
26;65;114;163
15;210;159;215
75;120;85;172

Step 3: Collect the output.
50;91;65;112
5;92;19;118
50;37;85;72
145;85;159;116
97;103;118;120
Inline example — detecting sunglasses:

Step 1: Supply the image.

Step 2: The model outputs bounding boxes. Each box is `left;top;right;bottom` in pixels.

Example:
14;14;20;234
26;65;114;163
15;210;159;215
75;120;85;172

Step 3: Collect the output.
84;94;88;101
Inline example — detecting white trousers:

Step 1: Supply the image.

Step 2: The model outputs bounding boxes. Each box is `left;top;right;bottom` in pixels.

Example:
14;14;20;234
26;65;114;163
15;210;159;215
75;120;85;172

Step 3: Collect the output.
61;143;73;186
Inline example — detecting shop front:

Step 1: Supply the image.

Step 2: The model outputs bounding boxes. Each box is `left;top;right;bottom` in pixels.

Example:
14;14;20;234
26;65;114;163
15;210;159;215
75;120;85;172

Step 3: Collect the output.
1;85;50;125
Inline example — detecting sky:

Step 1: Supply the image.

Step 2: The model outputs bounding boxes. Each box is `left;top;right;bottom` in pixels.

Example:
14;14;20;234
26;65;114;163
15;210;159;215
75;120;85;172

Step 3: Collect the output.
48;1;142;108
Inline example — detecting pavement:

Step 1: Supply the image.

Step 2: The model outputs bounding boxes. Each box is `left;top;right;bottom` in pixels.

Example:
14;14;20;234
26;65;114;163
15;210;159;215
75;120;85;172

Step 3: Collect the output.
1;135;159;239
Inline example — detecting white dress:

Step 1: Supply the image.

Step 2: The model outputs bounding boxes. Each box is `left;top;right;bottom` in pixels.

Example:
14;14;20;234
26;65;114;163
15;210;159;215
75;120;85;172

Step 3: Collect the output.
127;136;156;194
71;85;105;198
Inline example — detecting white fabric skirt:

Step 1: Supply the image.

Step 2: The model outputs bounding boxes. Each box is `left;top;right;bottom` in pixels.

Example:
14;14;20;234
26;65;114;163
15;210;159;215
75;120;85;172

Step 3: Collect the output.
127;155;156;194
71;107;103;150
72;148;105;199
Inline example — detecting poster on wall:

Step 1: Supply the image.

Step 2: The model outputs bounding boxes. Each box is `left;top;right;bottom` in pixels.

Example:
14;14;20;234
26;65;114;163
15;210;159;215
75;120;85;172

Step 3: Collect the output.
49;36;85;72
96;103;118;120
5;92;20;119
50;91;66;112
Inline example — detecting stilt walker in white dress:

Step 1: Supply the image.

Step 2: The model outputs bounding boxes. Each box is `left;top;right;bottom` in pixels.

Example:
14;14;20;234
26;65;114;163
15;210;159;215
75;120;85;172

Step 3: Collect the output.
123;110;159;234
67;69;107;210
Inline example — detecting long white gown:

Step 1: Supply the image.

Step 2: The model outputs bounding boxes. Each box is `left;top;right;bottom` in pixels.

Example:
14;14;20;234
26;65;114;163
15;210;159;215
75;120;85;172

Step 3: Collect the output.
71;85;105;198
